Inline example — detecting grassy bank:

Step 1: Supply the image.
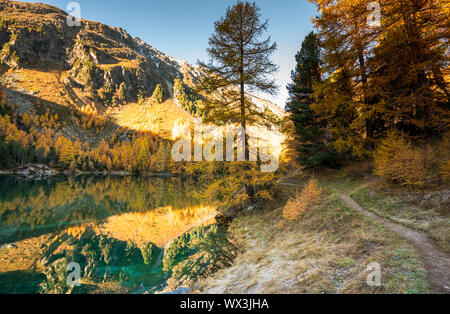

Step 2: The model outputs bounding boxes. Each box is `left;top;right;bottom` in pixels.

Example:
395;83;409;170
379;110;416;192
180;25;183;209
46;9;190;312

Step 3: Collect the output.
196;179;432;294
316;168;449;254
348;186;449;253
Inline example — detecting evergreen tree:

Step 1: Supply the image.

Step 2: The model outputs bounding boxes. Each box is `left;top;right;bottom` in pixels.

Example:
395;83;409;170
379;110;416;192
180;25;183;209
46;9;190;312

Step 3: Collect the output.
151;84;164;104
174;78;203;117
286;32;337;168
118;82;126;103
174;79;189;105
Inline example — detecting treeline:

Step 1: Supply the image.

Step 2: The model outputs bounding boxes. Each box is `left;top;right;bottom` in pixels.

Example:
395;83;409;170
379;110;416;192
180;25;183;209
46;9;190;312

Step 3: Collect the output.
287;0;449;184
0;86;182;173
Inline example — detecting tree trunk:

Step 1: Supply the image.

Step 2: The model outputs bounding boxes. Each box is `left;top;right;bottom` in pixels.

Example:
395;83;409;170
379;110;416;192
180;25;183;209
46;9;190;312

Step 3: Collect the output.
355;25;375;148
432;64;450;103
240;35;248;160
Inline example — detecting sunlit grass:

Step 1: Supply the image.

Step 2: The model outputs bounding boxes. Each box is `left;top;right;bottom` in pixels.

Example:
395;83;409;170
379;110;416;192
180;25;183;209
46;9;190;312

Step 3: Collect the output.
109;99;193;138
197;191;431;294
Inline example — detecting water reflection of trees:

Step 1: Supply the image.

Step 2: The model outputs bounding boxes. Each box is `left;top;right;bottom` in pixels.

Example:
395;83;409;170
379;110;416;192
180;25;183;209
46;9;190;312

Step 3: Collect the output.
0;176;206;234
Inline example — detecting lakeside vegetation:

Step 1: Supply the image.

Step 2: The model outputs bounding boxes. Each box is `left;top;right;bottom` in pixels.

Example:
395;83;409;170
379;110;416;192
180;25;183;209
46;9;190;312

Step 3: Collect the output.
197;171;433;294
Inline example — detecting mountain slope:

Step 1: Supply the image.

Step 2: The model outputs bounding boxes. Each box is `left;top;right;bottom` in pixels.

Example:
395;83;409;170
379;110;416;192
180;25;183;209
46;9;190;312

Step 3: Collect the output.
0;1;283;113
1;0;200;99
0;1;284;141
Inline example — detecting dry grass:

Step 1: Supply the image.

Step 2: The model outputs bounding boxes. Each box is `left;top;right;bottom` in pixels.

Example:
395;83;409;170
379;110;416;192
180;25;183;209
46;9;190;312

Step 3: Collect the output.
349;185;450;253
108;99;193;139
283;179;321;221
316;167;449;253
97;57;140;71
197;189;430;294
0;233;51;294
16;69;71;106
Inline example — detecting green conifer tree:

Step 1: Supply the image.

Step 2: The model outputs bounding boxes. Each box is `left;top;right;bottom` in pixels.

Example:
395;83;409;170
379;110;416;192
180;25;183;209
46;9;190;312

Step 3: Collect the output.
286;32;337;168
151;84;164;104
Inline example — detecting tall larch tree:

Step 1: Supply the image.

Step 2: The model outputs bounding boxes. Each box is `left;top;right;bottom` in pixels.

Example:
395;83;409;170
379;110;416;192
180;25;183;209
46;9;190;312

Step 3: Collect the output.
311;0;379;158
311;0;449;147
198;1;278;138
367;0;449;137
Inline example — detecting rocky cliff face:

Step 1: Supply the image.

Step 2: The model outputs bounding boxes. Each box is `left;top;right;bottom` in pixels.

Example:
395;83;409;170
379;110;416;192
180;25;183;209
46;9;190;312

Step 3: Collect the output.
0;1;73;67
0;0;283;116
0;0;199;102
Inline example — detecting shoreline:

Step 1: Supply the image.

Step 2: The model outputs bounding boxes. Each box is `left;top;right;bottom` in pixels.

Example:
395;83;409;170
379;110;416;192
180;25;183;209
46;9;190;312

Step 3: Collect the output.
0;164;180;180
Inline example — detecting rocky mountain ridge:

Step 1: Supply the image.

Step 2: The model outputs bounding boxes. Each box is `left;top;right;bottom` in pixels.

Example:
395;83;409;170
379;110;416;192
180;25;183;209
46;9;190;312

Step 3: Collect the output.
0;0;199;101
0;0;283;117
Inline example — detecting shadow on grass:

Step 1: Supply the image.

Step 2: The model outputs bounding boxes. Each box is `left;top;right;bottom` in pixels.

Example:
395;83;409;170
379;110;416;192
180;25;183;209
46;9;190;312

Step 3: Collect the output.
0;270;45;294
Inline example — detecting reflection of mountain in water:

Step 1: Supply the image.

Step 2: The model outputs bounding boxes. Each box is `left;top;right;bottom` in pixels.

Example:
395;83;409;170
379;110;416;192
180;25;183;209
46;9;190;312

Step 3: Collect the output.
0;175;209;243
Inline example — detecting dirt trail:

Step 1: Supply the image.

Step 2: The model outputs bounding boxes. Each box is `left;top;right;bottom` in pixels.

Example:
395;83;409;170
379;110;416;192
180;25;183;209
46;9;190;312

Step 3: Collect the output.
338;192;450;294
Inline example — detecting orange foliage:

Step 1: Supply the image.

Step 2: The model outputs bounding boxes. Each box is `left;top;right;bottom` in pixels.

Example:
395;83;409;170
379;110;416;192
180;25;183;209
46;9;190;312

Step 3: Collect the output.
283;179;321;221
374;132;431;186
79;104;106;130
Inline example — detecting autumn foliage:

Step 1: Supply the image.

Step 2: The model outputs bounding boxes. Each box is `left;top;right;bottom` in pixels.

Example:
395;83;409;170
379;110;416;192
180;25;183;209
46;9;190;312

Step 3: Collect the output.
78;105;106;130
283;179;321;221
373;132;431;187
0;92;180;172
287;0;450;165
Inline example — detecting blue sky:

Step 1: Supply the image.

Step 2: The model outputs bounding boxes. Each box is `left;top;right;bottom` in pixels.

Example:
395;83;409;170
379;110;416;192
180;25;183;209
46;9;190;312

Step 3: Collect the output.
26;0;318;107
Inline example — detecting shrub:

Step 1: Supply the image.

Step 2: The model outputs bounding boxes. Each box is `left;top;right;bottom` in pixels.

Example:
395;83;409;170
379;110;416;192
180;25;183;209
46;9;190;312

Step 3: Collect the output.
185;161;277;210
283;178;321;221
124;240;143;264
163;233;193;271
98;84;113;103
173;78;203;117
374;132;429;187
11;51;19;67
39;257;71;294
0;85;7;114
162;226;208;271
117;82;126;102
